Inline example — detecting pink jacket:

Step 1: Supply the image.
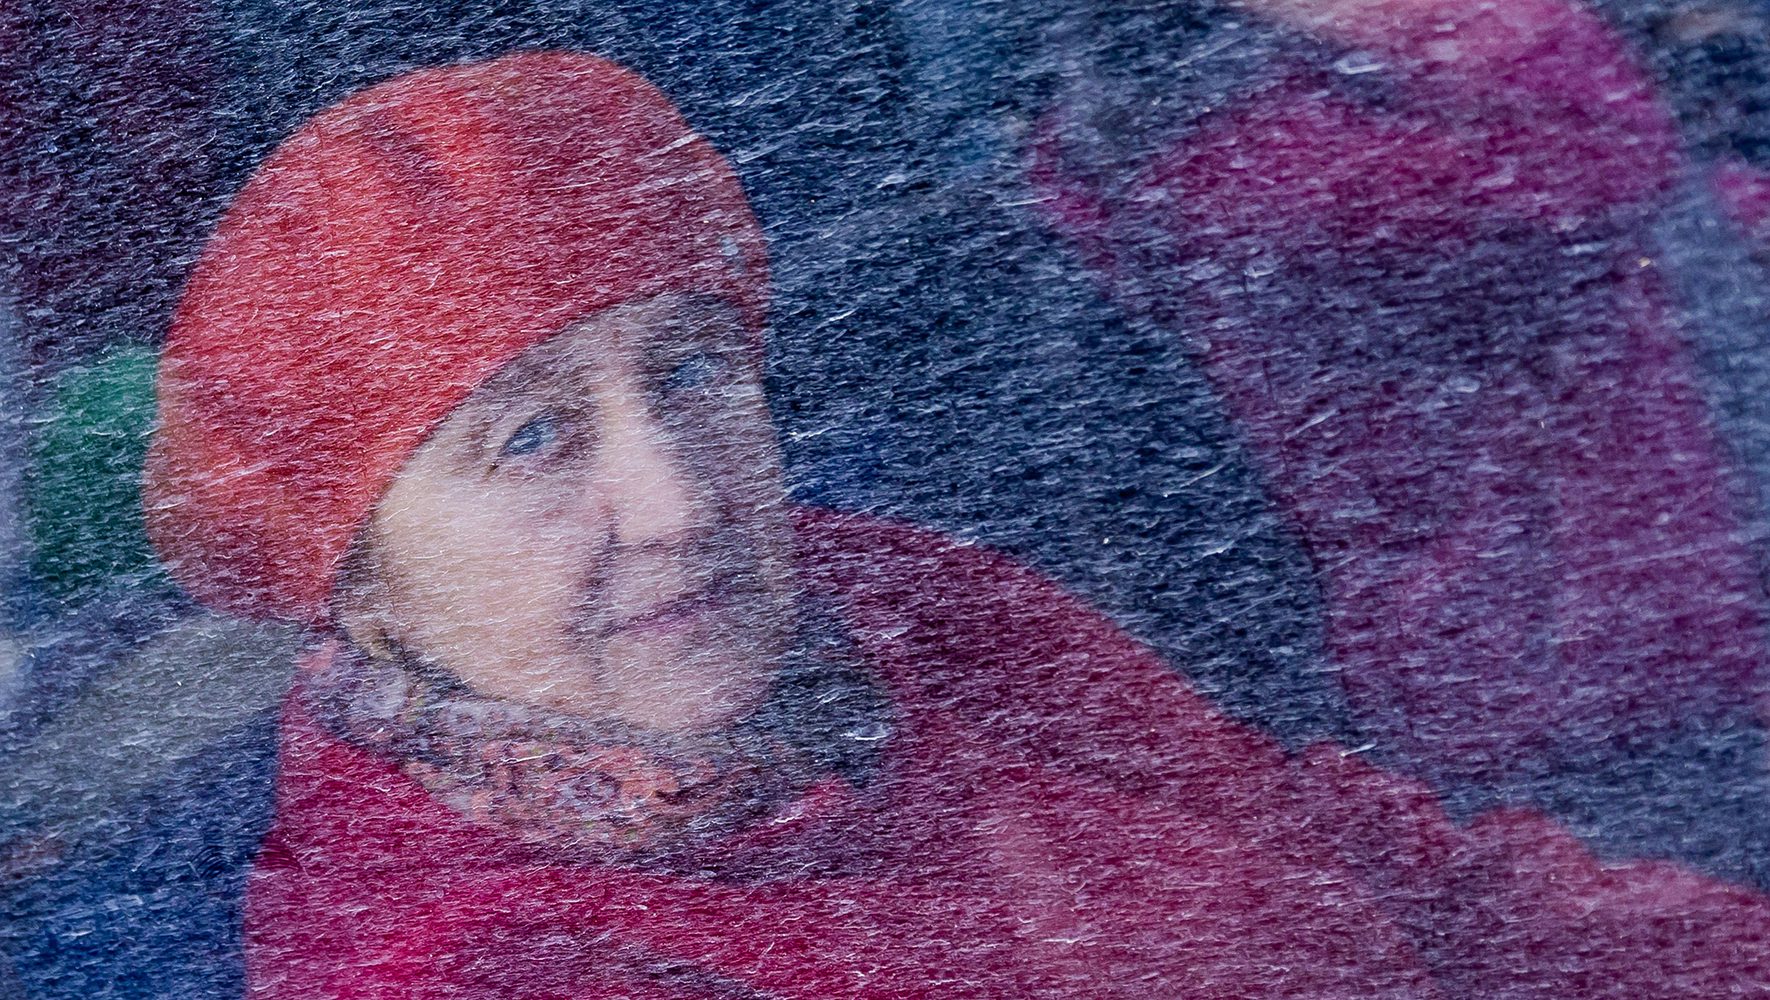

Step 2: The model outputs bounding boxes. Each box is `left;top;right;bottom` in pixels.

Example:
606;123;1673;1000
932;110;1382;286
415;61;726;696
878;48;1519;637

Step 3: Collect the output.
245;509;1770;999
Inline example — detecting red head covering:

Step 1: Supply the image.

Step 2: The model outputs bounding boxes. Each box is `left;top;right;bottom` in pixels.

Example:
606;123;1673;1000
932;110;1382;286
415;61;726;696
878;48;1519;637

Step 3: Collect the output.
143;52;769;624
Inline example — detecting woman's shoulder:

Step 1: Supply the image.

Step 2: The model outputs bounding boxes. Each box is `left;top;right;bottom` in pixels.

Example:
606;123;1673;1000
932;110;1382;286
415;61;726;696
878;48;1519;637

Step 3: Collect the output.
790;505;1129;634
790;506;1291;802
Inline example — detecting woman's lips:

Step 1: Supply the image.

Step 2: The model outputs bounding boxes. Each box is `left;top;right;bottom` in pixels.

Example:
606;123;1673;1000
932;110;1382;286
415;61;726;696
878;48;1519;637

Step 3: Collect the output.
575;564;772;643
603;590;722;639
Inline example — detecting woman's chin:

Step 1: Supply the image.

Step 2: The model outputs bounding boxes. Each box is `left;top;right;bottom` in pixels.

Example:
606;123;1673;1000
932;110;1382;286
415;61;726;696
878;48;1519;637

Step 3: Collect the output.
599;648;778;735
435;626;783;734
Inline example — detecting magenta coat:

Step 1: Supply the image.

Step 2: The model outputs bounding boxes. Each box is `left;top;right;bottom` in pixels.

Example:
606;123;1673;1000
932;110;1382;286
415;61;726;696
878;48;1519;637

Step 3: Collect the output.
244;509;1770;999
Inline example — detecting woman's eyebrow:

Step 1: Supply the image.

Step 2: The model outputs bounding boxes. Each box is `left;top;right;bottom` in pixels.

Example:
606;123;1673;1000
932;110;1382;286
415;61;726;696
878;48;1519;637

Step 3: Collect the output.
646;312;745;358
446;402;525;470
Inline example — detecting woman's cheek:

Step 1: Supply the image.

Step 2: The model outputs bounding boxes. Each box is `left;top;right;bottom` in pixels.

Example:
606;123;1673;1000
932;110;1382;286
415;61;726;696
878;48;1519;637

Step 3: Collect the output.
398;502;582;649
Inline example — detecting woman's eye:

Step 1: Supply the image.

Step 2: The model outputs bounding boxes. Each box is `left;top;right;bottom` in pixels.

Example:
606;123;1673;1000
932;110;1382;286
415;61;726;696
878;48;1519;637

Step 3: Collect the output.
661;351;729;395
499;413;560;460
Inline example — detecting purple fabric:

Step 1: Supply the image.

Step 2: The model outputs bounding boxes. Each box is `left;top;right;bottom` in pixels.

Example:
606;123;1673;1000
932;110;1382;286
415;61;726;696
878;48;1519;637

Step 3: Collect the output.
1031;0;1770;790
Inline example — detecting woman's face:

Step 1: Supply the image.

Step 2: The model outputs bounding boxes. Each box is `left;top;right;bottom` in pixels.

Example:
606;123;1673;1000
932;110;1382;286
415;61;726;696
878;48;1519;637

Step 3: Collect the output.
348;293;798;734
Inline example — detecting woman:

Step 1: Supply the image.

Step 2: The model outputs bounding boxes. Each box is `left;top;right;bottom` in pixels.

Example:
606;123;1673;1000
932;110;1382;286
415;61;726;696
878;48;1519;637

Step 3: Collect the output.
144;52;1770;999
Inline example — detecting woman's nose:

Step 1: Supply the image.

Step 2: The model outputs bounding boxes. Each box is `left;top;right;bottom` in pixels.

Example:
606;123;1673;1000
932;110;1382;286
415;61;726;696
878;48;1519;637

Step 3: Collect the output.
592;386;703;546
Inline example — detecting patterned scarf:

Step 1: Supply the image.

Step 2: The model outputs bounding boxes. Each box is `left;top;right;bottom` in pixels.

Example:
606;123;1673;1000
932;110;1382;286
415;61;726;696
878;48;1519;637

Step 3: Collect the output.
300;607;889;863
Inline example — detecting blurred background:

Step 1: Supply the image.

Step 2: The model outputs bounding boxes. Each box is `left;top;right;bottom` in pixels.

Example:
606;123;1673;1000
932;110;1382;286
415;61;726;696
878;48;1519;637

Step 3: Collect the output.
6;1;1770;995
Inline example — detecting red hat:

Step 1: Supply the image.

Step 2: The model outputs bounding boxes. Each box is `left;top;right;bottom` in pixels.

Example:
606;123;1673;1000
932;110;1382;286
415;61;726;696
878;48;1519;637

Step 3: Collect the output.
143;52;769;624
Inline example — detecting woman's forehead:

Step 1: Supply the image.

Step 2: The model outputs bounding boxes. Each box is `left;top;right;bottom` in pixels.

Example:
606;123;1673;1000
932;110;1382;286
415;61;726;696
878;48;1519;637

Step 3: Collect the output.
473;292;742;399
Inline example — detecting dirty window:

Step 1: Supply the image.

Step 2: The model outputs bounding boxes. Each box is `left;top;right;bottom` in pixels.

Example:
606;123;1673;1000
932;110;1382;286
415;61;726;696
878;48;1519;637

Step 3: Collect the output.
7;2;1770;996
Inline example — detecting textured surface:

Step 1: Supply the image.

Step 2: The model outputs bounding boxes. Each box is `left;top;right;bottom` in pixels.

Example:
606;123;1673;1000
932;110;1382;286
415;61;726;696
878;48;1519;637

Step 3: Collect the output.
6;1;1770;996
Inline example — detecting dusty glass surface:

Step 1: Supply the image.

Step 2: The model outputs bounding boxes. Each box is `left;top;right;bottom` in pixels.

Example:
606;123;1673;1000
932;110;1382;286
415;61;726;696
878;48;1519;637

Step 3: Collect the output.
7;1;1770;996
